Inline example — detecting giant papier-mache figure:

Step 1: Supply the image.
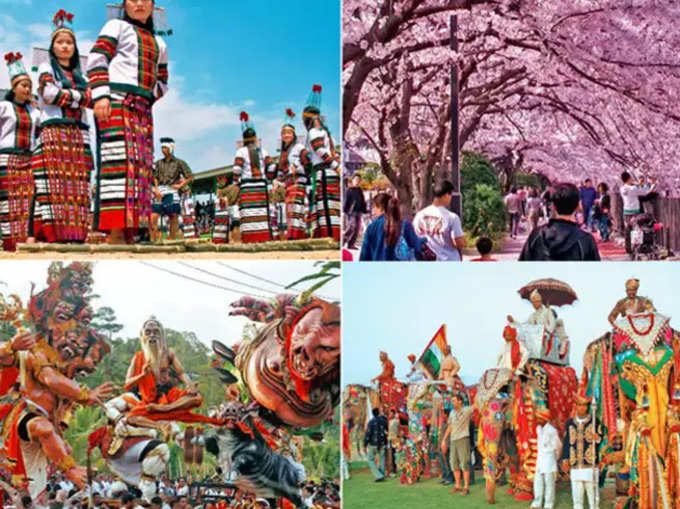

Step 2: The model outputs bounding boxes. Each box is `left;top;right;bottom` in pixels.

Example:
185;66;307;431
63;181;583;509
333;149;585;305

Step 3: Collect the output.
206;293;340;508
0;262;113;497
582;278;680;509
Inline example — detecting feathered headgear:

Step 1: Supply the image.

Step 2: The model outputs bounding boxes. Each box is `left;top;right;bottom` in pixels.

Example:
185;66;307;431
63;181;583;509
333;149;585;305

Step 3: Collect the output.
282;108;296;132
303;84;323;118
4;52;30;88
52;9;75;40
240;111;257;143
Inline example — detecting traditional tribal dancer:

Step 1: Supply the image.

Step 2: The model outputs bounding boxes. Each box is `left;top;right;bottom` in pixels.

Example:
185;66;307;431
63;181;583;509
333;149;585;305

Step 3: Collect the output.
302;85;340;241
151;137;193;242
87;0;169;244
179;187;197;239
0;52;40;251
233;111;276;243
33;10;94;245
213;174;232;244
278;108;310;240
607;278;655;326
270;174;287;240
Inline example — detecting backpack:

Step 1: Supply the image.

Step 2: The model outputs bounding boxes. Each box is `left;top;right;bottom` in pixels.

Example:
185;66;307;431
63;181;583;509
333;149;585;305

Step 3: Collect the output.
395;222;415;261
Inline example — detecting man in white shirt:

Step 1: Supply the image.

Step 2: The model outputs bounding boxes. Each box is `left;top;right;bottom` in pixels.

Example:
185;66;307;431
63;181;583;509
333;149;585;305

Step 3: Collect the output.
620;171;655;253
413;180;465;261
504;188;522;239
531;409;561;509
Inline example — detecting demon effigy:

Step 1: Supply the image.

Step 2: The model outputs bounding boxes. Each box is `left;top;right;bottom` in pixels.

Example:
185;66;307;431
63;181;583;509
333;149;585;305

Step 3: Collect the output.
206;293;341;508
0;262;113;497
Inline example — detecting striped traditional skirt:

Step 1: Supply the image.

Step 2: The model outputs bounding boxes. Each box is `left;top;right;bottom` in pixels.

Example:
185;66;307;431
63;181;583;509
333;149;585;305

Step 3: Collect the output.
94;92;154;232
212;208;230;244
229;204;240;227
0;149;34;251
180;194;197;239
33;121;93;243
239;178;272;243
286;176;308;240
310;165;341;241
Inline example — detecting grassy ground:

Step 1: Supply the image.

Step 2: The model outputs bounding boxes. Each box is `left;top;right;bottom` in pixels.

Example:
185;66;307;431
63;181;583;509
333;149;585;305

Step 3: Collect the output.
344;467;619;509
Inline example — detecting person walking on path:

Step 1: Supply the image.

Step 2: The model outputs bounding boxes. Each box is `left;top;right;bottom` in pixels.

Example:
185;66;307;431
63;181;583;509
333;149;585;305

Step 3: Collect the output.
360;193;425;261
579;179;597;231
519;183;601;261
441;394;474;496
526;188;543;232
364;407;388;482
413;180;465;261
343;174;367;249
594;183;611;242
531;409;561;509
620;172;655;254
504;188;522;239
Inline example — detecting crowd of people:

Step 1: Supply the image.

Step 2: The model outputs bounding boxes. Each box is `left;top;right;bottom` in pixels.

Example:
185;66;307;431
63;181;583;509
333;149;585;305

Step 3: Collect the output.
0;3;339;251
0;473;339;509
344;169;657;262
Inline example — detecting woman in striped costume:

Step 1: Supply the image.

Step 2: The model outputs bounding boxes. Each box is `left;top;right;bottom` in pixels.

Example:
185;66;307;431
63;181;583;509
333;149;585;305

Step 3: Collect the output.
212;174;231;244
87;0;169;244
303;85;340;241
278;108;310;240
233;112;276;244
33;10;94;244
0;53;41;251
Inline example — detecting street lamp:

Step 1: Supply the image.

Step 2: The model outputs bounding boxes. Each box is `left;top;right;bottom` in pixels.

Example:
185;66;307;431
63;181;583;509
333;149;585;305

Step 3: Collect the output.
449;14;462;218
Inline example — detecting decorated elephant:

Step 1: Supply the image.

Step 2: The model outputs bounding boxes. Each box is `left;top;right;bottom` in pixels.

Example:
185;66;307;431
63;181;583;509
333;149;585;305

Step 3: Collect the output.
341;384;380;459
214;294;340;430
476;360;577;504
581;312;680;508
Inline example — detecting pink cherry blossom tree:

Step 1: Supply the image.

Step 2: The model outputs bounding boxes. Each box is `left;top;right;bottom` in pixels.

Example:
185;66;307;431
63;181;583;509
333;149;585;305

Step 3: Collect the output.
344;0;680;216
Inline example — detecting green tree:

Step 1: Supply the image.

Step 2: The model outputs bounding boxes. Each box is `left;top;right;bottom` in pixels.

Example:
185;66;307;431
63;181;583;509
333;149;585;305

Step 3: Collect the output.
461;152;506;236
91;306;124;338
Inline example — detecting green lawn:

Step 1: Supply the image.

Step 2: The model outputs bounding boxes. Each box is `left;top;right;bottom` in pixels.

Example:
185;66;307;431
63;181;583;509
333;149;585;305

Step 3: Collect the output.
343;469;619;508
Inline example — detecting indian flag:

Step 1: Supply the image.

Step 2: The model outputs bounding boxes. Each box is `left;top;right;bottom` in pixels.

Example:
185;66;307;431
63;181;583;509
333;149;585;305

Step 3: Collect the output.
417;325;448;379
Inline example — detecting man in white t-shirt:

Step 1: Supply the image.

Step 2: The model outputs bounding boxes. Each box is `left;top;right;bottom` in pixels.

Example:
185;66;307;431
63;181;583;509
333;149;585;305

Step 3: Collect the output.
413;180;465;261
620;171;655;254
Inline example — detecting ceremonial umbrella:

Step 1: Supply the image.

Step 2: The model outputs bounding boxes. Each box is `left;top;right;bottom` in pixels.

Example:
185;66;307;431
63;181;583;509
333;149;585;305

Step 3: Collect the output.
518;278;578;307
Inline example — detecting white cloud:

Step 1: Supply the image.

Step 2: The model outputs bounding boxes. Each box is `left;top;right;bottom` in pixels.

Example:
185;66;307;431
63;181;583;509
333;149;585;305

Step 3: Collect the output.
26;23;51;40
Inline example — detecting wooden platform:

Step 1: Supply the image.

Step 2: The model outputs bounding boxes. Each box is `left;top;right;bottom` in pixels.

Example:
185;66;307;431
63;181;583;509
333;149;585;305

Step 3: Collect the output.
15;238;339;254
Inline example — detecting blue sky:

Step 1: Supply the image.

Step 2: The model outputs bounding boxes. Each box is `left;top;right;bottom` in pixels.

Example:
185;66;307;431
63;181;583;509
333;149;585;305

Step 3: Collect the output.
0;0;340;173
343;262;680;387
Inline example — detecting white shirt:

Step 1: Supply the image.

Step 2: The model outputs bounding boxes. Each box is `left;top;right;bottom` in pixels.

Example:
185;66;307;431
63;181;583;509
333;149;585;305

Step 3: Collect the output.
413;205;464;261
0;100;41;152
496;340;528;372
87;19;168;102
621;183;652;215
535;422;561;474
176;485;188;496
36;61;90;125
233;146;274;180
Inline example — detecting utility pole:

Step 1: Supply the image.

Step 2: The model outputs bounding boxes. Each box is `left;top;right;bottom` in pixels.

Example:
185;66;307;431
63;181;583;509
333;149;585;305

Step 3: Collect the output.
449;14;462;217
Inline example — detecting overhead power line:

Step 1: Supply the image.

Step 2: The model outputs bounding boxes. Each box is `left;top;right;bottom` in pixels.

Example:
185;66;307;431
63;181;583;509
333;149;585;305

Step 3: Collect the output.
139;262;268;299
215;262;336;301
178;262;278;295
